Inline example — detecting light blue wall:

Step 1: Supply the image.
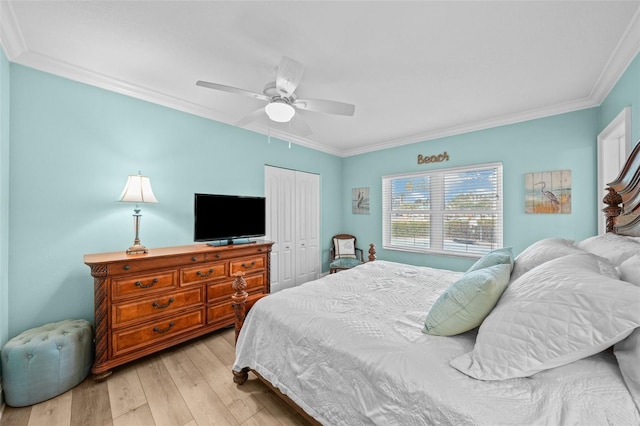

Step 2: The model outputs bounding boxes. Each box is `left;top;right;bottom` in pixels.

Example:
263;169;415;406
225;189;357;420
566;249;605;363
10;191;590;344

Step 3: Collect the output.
599;53;640;143
0;49;9;352
4;49;639;338
343;109;600;271
8;64;344;337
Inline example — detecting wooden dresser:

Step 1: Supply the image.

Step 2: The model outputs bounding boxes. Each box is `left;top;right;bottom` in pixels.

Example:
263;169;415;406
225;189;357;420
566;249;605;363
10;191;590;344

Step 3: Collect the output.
84;240;273;380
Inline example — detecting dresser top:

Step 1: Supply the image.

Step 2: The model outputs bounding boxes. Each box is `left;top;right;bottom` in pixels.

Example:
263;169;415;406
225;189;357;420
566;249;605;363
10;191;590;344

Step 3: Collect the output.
84;239;274;264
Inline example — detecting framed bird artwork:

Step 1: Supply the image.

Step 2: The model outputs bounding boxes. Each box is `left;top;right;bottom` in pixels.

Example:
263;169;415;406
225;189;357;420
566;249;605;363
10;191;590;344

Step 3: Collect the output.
352;187;370;214
525;170;571;214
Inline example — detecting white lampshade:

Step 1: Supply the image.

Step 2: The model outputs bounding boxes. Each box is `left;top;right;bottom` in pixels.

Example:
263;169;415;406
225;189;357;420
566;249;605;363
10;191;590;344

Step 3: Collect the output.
118;174;159;204
265;100;295;123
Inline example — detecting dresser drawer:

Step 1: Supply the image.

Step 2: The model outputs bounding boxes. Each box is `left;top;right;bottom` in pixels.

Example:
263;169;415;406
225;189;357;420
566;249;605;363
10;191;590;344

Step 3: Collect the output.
111;309;205;357
204;244;270;261
108;254;205;275
230;256;265;274
112;288;204;328
112;271;178;300
207;274;264;303
181;262;227;285
207;303;235;326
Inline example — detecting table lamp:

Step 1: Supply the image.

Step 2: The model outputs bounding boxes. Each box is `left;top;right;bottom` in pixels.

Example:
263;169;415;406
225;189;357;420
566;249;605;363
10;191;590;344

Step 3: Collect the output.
118;172;158;254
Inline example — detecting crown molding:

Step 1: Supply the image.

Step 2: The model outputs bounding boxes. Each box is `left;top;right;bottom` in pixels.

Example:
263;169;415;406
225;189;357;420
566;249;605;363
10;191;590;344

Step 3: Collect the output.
588;6;640;104
340;98;597;157
0;0;26;60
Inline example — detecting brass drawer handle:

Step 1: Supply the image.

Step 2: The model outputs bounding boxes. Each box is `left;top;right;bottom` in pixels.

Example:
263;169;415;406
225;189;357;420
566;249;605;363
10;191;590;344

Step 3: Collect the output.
152;298;175;309
153;322;175;334
241;261;256;269
135;278;158;289
196;268;215;278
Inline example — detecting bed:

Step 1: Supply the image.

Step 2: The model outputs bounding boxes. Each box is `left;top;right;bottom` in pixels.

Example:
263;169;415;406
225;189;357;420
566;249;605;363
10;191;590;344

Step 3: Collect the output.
230;143;640;425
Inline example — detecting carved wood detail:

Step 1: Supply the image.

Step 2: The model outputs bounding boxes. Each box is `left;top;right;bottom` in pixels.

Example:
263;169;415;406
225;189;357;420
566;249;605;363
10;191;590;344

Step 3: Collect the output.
368;243;377;262
231;272;248;343
603;187;623;233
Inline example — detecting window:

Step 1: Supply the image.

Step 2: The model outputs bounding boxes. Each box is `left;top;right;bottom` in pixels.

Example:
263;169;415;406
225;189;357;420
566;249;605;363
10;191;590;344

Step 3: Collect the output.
382;162;503;257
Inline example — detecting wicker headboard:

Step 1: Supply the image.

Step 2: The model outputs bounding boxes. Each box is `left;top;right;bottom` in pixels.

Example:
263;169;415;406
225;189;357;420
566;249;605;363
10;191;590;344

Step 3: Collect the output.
603;141;640;236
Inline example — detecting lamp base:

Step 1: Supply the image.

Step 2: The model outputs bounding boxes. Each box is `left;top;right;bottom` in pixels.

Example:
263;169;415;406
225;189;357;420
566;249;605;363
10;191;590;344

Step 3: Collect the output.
126;243;149;255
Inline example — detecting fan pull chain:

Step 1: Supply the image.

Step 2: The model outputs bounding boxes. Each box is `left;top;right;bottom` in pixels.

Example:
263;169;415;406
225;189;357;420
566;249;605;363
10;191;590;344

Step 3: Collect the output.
288;140;291;149
267;128;271;144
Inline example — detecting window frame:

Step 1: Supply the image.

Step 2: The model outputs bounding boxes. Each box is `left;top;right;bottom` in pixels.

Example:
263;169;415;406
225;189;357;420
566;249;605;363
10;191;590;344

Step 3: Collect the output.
382;162;503;258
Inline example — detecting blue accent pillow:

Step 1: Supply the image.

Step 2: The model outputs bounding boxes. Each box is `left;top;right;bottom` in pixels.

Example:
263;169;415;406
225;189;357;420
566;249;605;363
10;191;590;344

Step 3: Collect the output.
467;247;513;273
423;263;511;336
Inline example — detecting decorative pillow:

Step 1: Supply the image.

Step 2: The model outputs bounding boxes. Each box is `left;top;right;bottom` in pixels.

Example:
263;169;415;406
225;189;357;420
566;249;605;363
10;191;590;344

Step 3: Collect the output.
333;238;356;259
614;327;640;412
618;255;640;286
466;247;513;273
510;237;584;282
423;263;511;336
450;253;640;380
577;233;640;266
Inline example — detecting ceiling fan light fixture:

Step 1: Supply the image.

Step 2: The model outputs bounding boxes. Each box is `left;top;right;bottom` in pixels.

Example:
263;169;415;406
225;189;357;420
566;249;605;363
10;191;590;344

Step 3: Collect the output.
265;100;295;123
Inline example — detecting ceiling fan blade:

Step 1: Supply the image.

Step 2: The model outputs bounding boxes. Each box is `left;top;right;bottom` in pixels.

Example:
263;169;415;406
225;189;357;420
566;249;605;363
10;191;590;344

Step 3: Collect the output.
276;56;304;97
196;80;270;102
293;98;355;116
235;107;267;127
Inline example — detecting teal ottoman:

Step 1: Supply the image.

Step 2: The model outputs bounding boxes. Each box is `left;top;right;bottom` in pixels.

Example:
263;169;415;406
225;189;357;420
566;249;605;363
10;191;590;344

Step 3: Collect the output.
1;319;93;407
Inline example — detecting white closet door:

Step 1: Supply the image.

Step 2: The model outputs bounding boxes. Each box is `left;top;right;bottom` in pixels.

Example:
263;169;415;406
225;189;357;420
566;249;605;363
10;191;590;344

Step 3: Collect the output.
265;166;295;292
265;166;320;292
295;171;320;285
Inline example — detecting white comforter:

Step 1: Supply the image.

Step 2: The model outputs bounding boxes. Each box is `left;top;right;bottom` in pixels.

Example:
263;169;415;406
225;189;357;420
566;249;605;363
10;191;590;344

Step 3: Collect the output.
233;260;640;425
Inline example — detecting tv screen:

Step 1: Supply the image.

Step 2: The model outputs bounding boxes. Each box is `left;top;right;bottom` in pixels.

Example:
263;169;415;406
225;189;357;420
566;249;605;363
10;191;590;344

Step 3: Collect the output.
194;193;266;243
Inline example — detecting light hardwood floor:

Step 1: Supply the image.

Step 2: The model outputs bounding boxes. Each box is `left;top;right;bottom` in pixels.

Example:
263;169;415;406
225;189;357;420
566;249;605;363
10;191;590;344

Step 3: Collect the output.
0;327;310;426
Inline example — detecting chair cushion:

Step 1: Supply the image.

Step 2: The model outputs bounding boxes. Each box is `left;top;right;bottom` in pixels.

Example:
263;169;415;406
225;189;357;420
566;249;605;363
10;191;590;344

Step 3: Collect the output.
330;257;362;269
334;238;356;259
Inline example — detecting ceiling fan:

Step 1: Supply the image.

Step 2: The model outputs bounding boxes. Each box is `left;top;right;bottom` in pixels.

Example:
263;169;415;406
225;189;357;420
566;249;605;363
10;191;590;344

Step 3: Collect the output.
196;56;355;136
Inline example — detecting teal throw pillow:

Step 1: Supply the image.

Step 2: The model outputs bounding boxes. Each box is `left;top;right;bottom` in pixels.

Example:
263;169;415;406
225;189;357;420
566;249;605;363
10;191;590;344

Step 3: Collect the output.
467;247;513;273
423;263;511;336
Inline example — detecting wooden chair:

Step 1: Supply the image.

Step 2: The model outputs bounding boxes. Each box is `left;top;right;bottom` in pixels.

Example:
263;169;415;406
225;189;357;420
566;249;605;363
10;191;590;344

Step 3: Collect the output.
329;234;365;273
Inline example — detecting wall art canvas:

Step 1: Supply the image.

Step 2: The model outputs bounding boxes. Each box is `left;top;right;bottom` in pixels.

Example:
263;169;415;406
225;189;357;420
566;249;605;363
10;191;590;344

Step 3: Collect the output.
352;187;370;214
525;170;571;214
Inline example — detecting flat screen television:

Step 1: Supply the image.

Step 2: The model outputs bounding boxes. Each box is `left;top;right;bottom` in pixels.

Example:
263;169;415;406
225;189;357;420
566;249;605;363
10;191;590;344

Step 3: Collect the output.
194;193;266;245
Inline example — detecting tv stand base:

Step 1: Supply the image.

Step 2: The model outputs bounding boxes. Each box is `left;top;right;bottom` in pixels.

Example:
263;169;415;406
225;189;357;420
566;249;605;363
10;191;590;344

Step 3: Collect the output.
207;238;255;247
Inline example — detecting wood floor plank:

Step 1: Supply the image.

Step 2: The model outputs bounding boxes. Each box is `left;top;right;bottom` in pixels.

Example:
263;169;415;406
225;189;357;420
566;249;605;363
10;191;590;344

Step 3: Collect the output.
112;403;155;426
136;354;193;426
202;328;237;366
185;341;263;424
241;408;284;426
161;347;239;426
27;390;72;426
0;405;31;426
107;363;147;418
70;376;112;426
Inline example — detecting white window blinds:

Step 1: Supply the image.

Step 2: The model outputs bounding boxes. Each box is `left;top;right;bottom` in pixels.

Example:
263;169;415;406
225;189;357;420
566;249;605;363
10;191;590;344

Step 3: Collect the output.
382;162;503;257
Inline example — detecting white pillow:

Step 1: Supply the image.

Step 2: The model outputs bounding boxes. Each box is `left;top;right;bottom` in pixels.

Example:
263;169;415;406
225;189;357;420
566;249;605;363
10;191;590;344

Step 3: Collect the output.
577;233;640;266
450;253;640;380
333;238;356;259
614;327;640;412
510;237;584;282
618;255;640;286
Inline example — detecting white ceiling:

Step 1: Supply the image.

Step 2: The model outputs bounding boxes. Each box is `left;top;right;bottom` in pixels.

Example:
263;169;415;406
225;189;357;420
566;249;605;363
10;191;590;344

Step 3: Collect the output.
2;1;640;157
